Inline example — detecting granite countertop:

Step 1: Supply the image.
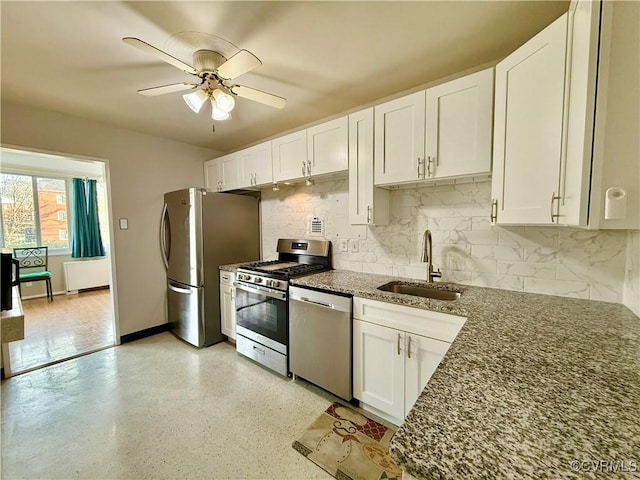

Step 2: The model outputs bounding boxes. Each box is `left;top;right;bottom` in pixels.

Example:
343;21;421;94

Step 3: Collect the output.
291;270;640;480
219;261;258;272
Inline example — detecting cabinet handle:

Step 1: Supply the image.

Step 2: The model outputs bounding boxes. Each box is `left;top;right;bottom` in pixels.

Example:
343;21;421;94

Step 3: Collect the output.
426;156;434;177
302;161;306;177
367;205;372;224
397;333;402;356
417;158;422;179
407;336;412;359
550;193;561;223
307;160;312;176
490;199;498;223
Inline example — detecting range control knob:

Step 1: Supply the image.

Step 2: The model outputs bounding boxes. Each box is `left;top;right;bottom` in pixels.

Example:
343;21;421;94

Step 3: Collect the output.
266;279;279;288
254;277;263;284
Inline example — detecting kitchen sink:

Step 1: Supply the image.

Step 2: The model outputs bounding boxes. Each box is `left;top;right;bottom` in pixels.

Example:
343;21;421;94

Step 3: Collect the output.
377;281;461;301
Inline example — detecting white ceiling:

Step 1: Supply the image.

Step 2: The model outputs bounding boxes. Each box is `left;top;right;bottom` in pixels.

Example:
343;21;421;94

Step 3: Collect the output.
1;1;568;153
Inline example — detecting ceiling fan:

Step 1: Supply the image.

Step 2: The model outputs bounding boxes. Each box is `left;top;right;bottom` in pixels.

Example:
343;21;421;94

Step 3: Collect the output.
122;33;286;121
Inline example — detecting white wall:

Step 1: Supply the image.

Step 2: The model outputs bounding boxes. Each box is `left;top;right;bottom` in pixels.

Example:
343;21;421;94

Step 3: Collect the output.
1;101;218;337
262;179;631;304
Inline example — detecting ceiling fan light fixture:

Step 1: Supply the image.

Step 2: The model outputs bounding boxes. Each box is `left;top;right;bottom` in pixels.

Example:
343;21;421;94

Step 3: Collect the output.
183;89;209;113
211;101;230;121
212;88;235;113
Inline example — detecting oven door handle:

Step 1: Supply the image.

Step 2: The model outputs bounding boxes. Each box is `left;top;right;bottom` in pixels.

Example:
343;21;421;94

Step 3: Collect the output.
234;282;286;301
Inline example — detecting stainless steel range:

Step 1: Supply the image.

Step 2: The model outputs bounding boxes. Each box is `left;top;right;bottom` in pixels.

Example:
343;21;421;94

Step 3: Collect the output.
234;239;331;376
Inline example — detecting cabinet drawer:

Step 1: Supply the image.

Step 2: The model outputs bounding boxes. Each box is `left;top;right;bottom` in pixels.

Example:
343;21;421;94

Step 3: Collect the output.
219;271;235;285
353;297;466;343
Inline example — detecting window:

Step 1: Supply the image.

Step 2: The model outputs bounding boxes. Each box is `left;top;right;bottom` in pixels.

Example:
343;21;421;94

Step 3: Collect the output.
0;173;70;250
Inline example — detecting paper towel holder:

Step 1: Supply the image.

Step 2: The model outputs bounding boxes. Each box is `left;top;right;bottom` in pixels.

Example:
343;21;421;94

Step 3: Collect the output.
604;187;627;220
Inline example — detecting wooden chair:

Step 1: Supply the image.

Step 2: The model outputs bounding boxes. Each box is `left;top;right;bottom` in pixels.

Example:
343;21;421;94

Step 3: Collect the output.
13;246;53;302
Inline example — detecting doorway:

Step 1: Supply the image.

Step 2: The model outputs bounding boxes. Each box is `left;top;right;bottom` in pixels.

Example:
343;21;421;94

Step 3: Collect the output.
0;146;118;375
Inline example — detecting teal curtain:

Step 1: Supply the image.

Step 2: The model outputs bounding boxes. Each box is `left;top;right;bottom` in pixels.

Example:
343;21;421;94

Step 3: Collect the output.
71;178;105;258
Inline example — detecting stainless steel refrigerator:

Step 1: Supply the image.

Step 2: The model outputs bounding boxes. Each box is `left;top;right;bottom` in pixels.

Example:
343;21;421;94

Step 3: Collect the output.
160;188;260;347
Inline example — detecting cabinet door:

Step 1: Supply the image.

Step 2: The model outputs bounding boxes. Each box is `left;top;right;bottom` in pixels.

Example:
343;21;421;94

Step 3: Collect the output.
353;319;405;424
404;333;451;416
426;68;494;179
220;154;241;191
491;14;568;224
250;141;273;186
349;108;390;225
374;91;426;185
562;0;601;226
307;116;348;176
237;149;255;189
204;159;222;191
272;130;307;182
219;283;236;339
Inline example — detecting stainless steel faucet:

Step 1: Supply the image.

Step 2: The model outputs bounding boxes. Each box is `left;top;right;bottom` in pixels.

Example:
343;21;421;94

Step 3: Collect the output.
421;229;442;282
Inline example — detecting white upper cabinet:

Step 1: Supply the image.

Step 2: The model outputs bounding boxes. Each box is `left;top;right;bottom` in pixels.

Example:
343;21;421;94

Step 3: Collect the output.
272;130;307;182
220;153;241;191
425;68;494;180
374;91;426;185
204;157;223;191
374;70;494;187
491;14;568;225
349;108;389;225
491;0;617;227
238;141;273;188
307;116;348;177
588;0;640;229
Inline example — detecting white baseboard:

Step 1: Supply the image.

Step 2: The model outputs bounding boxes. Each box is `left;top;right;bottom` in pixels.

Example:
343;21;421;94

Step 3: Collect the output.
21;290;66;301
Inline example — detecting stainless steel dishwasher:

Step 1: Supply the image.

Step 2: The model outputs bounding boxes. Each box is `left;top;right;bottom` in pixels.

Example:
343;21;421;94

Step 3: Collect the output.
289;286;353;400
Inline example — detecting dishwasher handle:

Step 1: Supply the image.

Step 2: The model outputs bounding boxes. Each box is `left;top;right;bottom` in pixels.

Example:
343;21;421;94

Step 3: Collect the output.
290;288;351;314
297;296;335;310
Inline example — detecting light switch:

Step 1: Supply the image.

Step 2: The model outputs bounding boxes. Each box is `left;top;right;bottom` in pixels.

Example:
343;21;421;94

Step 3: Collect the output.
119;218;128;230
349;239;359;253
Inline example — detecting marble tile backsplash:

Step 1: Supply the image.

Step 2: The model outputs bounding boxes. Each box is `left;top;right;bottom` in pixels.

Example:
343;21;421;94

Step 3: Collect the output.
261;179;630;304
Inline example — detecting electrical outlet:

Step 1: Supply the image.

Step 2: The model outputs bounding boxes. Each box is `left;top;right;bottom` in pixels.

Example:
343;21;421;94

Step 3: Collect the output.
349;239;359;253
338;239;348;252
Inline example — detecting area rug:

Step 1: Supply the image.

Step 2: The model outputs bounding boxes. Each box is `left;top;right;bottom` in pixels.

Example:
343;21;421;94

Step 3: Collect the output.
292;402;402;480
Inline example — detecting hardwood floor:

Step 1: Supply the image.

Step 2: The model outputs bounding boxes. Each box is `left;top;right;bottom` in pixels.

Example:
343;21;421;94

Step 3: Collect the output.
8;289;114;374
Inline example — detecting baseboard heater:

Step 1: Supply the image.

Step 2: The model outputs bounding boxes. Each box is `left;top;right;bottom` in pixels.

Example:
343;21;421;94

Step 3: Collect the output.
63;258;110;294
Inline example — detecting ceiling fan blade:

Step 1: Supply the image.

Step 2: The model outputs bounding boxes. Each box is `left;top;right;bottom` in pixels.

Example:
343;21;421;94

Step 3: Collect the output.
138;83;199;96
231;85;286;109
216;50;262;80
123;37;197;75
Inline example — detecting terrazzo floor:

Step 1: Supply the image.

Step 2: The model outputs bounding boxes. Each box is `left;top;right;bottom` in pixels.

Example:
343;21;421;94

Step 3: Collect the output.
1;332;335;479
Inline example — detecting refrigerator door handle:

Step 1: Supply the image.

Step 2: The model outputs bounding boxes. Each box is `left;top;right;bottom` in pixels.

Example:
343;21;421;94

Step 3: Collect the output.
168;281;192;295
160;203;170;271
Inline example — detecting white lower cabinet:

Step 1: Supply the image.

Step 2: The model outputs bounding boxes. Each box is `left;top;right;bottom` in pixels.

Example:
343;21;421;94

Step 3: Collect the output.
353;320;406;422
353;297;466;426
219;271;236;340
